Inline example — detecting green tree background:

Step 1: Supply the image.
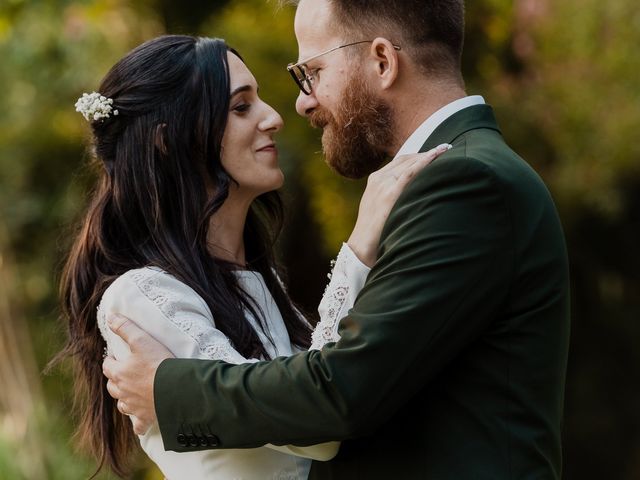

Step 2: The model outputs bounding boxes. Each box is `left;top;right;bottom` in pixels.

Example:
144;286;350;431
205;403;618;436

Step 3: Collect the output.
0;0;638;478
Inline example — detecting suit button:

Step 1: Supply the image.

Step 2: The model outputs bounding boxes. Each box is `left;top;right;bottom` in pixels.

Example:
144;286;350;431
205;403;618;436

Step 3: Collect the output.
187;434;198;447
177;433;187;447
199;436;208;447
207;434;220;447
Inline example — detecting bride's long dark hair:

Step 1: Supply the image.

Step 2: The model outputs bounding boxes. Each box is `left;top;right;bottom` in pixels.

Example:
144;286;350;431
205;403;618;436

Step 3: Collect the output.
51;35;312;478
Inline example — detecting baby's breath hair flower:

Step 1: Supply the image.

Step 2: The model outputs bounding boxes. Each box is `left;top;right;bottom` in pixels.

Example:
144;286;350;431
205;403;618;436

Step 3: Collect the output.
75;92;119;122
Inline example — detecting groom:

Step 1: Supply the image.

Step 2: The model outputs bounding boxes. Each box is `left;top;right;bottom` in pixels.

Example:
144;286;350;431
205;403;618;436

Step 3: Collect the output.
103;0;570;478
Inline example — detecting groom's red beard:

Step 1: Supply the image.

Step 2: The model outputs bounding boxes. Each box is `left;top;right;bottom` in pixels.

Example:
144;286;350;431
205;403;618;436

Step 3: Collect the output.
308;76;394;179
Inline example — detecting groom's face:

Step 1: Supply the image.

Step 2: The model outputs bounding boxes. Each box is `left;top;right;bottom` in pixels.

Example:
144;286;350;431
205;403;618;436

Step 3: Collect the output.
293;0;394;179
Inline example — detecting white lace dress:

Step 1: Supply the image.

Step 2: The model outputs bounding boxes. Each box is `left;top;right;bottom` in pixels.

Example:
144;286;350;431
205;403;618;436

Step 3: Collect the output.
97;243;370;480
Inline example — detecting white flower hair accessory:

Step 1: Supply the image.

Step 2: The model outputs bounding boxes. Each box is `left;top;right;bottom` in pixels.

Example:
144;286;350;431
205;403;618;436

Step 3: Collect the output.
75;92;119;122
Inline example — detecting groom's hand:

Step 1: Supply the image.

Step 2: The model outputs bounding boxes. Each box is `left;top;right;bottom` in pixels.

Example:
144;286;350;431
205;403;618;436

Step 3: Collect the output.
102;314;174;435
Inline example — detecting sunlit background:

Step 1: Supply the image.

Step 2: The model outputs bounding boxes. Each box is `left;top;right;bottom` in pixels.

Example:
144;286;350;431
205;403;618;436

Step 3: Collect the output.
1;0;639;478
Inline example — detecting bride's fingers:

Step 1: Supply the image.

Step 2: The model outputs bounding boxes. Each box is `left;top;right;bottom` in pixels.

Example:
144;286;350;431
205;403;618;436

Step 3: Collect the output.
365;144;450;193
387;143;452;177
372;145;432;176
377;151;418;173
392;145;451;188
393;161;426;187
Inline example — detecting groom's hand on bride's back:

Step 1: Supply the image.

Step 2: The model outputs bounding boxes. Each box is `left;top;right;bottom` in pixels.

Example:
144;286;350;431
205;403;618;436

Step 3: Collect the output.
102;314;174;435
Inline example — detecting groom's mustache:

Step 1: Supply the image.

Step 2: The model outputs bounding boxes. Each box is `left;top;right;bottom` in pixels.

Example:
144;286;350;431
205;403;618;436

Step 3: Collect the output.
308;108;331;130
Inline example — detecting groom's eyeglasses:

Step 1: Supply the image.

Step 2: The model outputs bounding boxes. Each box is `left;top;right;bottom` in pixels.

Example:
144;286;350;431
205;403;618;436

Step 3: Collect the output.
287;40;401;95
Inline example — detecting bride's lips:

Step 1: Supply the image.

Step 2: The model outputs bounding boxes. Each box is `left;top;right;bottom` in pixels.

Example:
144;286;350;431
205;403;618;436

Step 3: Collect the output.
256;142;277;154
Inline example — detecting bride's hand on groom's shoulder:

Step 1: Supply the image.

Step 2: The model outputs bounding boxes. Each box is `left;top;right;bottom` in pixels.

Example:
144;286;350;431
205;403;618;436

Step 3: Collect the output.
347;143;452;267
102;314;174;435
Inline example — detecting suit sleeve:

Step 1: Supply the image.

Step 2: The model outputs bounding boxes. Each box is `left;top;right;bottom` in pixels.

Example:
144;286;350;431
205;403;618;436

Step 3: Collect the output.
155;154;515;451
100;269;339;460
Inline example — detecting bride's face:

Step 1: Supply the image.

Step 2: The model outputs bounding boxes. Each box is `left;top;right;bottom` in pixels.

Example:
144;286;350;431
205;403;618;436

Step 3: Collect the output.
220;52;285;197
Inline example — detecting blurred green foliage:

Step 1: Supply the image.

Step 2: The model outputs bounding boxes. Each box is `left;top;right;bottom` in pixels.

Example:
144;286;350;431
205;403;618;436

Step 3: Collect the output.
0;0;638;478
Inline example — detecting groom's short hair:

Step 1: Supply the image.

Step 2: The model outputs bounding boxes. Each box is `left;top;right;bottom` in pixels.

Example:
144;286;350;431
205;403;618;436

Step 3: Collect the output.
285;0;465;80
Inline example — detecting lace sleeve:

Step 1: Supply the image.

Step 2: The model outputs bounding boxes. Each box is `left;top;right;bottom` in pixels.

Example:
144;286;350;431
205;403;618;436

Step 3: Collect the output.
310;243;371;350
97;267;252;365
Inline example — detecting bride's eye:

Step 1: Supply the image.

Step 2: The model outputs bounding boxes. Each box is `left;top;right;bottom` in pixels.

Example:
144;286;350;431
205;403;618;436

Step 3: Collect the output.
233;103;251;114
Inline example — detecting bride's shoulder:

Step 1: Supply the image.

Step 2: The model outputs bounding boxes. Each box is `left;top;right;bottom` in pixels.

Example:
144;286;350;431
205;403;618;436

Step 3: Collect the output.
103;266;174;299
104;266;198;294
96;267;246;363
99;266;210;317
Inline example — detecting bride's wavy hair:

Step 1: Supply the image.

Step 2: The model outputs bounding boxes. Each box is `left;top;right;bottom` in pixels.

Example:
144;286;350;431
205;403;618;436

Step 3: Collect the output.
51;35;312;478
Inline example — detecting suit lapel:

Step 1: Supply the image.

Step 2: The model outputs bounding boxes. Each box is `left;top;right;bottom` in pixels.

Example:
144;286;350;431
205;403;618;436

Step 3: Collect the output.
418;104;502;152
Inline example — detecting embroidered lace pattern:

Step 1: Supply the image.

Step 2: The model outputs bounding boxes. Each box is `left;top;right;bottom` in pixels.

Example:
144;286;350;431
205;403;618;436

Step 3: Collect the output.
96;307;113;358
310;244;368;350
97;246;369;358
97;268;246;364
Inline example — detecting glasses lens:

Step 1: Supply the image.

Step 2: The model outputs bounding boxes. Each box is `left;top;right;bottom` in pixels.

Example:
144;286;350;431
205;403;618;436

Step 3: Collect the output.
289;64;311;95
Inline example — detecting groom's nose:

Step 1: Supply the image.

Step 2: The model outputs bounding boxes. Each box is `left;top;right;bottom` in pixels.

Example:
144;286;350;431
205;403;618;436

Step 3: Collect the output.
295;89;319;117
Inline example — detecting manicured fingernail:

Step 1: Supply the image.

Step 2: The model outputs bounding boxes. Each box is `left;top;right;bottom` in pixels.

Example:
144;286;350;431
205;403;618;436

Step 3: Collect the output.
436;143;453;151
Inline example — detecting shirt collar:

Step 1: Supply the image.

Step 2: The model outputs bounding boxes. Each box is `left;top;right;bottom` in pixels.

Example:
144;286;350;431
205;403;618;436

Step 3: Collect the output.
394;95;486;158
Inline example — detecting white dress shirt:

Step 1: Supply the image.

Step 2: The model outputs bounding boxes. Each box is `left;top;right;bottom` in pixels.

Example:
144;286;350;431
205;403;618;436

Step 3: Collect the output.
394;95;485;159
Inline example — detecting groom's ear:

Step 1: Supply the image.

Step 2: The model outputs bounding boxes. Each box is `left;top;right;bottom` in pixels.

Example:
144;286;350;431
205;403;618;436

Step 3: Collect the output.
154;123;169;156
368;37;400;91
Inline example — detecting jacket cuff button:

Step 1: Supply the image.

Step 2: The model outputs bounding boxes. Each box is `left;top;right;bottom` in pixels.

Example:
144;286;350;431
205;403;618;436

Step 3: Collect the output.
176;433;187;447
206;434;220;447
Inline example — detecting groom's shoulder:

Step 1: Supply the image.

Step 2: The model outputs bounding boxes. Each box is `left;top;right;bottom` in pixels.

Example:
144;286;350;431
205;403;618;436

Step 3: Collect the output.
414;131;549;200
408;140;507;195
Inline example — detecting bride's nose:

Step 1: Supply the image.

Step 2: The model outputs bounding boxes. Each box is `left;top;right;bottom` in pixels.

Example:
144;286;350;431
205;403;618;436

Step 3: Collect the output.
259;103;284;133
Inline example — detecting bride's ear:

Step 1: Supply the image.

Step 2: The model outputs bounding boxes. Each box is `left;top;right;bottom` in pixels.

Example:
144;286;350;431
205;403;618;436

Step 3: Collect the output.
154;123;168;156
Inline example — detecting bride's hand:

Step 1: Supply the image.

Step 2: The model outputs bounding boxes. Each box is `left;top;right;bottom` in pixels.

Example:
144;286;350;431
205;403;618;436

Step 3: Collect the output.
347;143;452;267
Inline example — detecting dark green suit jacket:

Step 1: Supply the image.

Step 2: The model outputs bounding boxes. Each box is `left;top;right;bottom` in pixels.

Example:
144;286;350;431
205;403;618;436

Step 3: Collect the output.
155;105;570;479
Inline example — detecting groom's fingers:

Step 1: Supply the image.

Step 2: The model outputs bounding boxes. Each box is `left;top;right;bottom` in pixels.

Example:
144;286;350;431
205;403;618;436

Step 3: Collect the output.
132;416;151;436
105;376;122;401
103;358;121;391
108;314;148;352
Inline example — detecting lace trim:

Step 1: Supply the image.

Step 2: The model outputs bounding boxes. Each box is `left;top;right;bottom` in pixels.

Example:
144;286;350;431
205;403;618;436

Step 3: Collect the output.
310;246;355;350
132;270;245;363
98;269;246;364
96;306;112;358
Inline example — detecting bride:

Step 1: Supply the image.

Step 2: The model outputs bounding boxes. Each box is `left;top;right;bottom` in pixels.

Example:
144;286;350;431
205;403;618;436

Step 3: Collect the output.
56;35;448;479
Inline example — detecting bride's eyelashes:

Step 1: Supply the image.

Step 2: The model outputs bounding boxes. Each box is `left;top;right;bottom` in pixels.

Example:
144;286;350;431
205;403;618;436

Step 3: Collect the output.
232;103;251;114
